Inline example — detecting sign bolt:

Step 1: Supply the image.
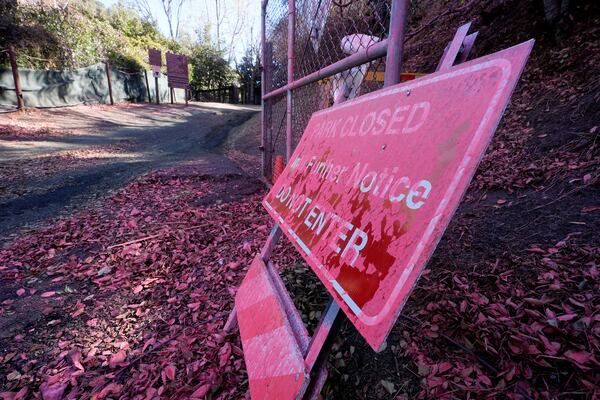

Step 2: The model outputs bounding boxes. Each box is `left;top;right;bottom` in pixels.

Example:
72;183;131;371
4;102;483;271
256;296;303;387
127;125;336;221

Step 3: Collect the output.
381;144;387;150
405;90;411;96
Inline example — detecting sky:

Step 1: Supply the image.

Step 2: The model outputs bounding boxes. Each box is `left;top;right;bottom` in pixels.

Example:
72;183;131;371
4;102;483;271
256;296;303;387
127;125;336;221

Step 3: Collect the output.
99;0;261;63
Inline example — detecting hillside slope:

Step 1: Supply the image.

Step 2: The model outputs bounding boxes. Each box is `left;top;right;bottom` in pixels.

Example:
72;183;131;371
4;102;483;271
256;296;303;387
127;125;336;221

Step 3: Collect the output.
0;0;177;70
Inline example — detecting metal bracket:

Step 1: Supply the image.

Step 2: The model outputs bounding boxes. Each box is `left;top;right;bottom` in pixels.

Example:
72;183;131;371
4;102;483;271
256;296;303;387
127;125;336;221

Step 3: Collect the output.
302;299;345;399
436;23;478;72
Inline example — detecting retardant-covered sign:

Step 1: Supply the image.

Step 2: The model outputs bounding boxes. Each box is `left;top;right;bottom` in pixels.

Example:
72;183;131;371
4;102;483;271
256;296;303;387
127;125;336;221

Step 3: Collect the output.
166;52;189;89
236;256;309;399
148;48;162;67
263;40;534;351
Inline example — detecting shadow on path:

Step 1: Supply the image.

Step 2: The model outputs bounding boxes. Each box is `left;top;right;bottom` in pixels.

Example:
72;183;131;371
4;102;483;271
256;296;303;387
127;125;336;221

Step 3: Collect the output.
0;103;258;237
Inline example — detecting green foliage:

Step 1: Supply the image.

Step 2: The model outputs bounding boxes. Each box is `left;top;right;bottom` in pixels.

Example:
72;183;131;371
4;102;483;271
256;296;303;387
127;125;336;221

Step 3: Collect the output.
0;0;177;70
0;0;244;94
236;48;260;90
189;37;236;91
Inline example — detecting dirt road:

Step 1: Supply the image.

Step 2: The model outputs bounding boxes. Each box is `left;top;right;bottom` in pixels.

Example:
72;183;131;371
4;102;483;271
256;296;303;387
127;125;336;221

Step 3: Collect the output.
0;102;259;236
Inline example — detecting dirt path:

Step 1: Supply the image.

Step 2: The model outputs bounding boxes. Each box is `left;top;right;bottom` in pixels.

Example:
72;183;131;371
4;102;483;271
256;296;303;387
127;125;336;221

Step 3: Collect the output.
0;102;259;236
0;104;268;399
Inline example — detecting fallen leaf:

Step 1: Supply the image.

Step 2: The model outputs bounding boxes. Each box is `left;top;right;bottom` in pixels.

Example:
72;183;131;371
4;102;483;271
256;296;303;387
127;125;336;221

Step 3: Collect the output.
96;383;123;399
163;365;176;381
219;343;232;367
6;371;21;381
109;350;127;367
71;302;85;318
380;379;395;394
68;350;84;371
142;338;156;352
190;384;211;399
564;350;591;366
39;382;67;400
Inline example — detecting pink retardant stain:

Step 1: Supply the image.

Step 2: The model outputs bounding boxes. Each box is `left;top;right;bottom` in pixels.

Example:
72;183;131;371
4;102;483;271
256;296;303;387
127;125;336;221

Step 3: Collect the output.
235;256;310;399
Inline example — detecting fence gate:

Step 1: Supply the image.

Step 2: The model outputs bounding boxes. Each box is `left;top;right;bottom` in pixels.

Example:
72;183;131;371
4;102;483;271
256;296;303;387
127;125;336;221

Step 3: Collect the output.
227;0;534;398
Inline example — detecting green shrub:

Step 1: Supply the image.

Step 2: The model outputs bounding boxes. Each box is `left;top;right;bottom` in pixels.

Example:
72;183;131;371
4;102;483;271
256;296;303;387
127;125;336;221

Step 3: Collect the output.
0;0;177;71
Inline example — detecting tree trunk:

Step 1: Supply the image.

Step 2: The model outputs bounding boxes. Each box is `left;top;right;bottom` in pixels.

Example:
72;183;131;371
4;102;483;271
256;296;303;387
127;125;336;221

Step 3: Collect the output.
543;0;569;25
542;0;570;41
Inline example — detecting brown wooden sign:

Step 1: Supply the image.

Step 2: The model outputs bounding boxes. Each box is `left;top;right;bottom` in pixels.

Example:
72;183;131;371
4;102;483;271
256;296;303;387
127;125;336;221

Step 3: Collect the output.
148;48;162;67
166;52;190;90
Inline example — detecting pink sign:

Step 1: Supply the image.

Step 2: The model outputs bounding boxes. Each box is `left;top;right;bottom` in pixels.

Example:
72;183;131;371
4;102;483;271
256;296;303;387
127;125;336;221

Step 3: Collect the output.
263;40;534;351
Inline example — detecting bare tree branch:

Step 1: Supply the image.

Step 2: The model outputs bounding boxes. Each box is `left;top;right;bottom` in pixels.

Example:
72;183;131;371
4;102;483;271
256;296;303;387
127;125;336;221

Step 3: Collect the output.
174;0;185;40
214;0;227;51
131;0;187;41
226;0;247;62
130;0;154;22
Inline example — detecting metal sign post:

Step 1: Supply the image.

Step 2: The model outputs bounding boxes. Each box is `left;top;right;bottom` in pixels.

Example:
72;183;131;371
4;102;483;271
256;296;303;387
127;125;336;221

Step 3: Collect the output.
230;19;533;398
143;70;152;102
153;69;161;105
149;49;162;105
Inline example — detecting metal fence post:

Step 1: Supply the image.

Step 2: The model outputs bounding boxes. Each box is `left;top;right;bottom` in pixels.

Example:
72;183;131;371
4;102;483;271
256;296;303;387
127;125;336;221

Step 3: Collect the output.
286;0;296;162
383;0;409;87
144;70;151;102
155;74;160;104
261;0;272;179
264;42;273;180
7;46;24;110
104;61;114;105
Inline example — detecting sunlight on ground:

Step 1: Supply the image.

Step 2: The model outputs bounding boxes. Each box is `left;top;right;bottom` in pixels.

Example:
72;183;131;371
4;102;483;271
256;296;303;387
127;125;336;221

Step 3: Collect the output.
0;103;260;136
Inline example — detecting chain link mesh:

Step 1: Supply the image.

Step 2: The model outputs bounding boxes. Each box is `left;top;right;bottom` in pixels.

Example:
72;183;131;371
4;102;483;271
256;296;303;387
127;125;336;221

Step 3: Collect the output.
264;0;289;159
264;0;391;158
270;93;288;157
265;0;290;91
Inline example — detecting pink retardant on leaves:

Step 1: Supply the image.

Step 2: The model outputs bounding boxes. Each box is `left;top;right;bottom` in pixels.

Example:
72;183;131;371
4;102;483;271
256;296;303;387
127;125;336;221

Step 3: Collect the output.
39;382;67;400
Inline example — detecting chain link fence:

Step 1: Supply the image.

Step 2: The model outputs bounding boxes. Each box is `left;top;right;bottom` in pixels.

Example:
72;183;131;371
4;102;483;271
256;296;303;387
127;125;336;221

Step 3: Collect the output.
263;0;393;174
